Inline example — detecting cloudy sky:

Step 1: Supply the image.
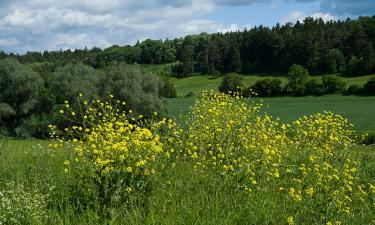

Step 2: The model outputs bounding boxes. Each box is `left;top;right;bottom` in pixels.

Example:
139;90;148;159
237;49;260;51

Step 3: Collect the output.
0;0;374;53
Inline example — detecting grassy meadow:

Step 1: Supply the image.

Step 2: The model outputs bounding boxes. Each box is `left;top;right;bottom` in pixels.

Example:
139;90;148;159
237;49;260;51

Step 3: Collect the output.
170;74;375;97
167;95;375;132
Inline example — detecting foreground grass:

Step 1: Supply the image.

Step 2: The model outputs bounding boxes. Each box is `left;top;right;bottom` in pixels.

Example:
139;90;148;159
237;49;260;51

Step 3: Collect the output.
170;74;375;97
0;139;374;224
167;95;375;132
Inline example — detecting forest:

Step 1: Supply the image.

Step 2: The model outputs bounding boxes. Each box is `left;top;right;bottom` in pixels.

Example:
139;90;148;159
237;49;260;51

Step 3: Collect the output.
1;15;375;76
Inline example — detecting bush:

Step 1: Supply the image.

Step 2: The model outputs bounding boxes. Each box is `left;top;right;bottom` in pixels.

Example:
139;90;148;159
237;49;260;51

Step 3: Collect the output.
322;76;346;94
185;91;194;98
286;64;309;96
305;79;324;96
218;73;244;94
159;78;177;98
251;78;282;97
344;56;364;76
50;63;99;104
325;49;345;73
50;97;175;214
345;84;363;95
362;77;375;95
0;58;44;137
99;63;165;116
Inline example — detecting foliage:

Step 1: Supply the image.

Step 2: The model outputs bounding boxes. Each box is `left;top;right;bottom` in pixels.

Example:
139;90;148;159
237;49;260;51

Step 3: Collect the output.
218;73;244;94
159;77;177;98
363;77;375;95
49;96;174;213
345;84;363;95
3;16;375;76
99;63;165;116
286;64;309;96
322;76;347;94
250;78;282;97
325;49;345;73
305;79;324;96
0;58;44;137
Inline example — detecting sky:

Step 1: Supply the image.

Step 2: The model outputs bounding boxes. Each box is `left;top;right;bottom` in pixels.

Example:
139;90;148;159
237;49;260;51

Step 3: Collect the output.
0;0;374;53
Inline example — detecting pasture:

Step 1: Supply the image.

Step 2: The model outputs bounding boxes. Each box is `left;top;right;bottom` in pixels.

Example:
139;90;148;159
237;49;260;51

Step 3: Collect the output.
170;74;375;97
167;95;375;132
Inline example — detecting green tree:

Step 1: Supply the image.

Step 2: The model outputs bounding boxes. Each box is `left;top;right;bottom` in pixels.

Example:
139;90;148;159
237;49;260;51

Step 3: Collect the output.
363;77;375;95
305;79;324;96
251;79;282;97
218;73;244;94
326;49;345;73
99;63;165;116
322;76;346;94
0;58;44;137
286;64;309;96
50;63;99;104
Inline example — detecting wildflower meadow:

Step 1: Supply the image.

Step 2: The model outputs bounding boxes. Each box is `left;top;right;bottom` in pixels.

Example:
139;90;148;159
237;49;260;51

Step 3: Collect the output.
0;92;374;224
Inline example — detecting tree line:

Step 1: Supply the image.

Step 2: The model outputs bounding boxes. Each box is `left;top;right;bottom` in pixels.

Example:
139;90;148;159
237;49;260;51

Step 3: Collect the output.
2;15;375;77
219;64;375;97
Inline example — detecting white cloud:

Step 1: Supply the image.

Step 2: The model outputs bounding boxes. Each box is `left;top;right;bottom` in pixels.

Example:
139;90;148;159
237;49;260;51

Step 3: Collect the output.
0;0;223;52
0;38;18;46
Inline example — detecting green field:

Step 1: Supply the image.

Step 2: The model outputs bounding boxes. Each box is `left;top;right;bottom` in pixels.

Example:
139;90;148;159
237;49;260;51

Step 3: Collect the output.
171;74;375;97
167;95;375;132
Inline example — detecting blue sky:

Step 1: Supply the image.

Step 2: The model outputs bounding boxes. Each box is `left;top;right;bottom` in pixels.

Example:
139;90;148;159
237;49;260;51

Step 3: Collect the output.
0;0;374;53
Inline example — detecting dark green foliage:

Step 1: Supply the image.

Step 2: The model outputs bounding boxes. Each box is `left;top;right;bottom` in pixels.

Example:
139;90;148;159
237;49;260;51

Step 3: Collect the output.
99;63;165;116
3;15;375;76
322;76;346;94
362;77;375;95
325;49;345;73
286;64;309;96
50;63;99;104
345;85;363;95
305;79;324;96
218;73;244;94
0;58;44;137
345;56;365;76
251;79;282;97
159;78;177;98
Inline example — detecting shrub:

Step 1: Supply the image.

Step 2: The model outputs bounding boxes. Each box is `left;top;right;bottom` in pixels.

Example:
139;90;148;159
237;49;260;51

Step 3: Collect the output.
322;76;346;94
345;84;363;95
185;91;194;98
325;49;345;73
50;63;99;104
362;77;375;95
159;78;177;98
251;79;282;97
305;79;324;96
286;64;309;96
50;96;175;214
0;58;44;137
99;63;165;116
218;73;244;94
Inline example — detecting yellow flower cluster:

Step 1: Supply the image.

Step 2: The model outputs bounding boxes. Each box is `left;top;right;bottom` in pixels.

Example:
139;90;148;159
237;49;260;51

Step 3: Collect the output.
54;97;165;179
49;92;374;224
185;91;288;189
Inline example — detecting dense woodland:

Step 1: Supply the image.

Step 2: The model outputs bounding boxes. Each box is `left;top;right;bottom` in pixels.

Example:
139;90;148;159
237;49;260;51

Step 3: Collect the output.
2;15;375;76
